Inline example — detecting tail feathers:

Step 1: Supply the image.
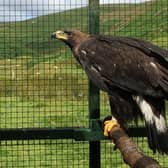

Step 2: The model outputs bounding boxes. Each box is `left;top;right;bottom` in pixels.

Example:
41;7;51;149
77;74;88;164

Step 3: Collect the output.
157;131;168;154
146;123;158;153
146;123;168;154
135;96;168;154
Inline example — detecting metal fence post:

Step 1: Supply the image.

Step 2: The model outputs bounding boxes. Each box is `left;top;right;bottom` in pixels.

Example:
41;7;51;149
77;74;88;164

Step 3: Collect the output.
88;0;100;168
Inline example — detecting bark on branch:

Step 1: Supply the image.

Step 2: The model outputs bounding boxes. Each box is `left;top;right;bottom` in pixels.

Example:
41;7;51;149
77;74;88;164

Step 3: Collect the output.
103;116;161;168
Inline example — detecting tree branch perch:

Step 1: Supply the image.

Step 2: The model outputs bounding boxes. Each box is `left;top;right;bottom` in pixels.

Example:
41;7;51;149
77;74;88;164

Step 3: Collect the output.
103;116;161;168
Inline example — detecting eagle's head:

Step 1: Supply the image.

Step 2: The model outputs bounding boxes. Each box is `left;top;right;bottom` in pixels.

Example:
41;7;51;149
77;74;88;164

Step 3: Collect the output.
51;30;89;49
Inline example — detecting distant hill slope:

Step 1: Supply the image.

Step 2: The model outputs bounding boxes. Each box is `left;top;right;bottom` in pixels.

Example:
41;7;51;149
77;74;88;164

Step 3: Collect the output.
0;0;167;59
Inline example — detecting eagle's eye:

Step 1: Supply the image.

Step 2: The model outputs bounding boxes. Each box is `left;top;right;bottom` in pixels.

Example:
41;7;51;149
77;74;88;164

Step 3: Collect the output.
60;31;65;35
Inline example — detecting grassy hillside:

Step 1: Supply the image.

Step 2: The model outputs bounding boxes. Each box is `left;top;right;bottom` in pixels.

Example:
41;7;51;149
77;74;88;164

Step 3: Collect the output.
0;0;167;59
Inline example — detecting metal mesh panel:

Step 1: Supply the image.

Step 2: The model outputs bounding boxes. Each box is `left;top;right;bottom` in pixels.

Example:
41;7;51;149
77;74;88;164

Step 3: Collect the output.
0;0;168;167
0;140;89;167
0;1;89;129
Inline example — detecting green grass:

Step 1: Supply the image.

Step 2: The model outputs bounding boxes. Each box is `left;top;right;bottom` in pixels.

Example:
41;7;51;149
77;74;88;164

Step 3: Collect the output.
0;0;168;167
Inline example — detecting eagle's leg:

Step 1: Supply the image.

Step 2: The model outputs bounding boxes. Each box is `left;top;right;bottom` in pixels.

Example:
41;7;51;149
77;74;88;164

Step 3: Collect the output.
104;116;120;136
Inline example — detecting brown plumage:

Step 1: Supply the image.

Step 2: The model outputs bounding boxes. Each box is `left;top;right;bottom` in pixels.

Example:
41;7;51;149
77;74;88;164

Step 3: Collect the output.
51;30;168;154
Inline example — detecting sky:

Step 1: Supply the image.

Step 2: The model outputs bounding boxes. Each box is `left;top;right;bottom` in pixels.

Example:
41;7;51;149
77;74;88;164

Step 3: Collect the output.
0;0;151;22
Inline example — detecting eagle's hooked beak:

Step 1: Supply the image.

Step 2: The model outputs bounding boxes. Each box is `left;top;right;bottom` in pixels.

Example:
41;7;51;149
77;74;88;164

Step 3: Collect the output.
51;31;68;40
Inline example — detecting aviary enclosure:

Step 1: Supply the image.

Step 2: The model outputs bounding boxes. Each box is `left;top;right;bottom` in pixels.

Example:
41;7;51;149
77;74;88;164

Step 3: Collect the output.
0;0;168;167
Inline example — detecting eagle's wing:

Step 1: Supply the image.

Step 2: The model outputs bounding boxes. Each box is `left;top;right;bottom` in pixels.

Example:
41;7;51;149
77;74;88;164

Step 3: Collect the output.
97;35;168;58
79;36;168;97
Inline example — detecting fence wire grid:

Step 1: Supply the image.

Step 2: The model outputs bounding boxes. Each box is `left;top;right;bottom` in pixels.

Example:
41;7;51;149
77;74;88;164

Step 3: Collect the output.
0;0;168;167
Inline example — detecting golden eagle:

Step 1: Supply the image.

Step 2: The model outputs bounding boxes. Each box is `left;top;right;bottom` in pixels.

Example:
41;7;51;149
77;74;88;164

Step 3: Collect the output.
51;30;168;154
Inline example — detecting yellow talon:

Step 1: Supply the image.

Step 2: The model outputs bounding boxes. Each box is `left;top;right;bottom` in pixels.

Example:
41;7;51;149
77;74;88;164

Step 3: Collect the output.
104;119;120;136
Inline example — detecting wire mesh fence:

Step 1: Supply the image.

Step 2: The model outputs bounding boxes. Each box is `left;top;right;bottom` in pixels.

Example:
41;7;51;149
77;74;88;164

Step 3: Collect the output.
0;0;168;167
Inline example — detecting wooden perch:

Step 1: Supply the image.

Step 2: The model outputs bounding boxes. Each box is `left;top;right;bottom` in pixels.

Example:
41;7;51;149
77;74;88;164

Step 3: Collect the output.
103;116;161;168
